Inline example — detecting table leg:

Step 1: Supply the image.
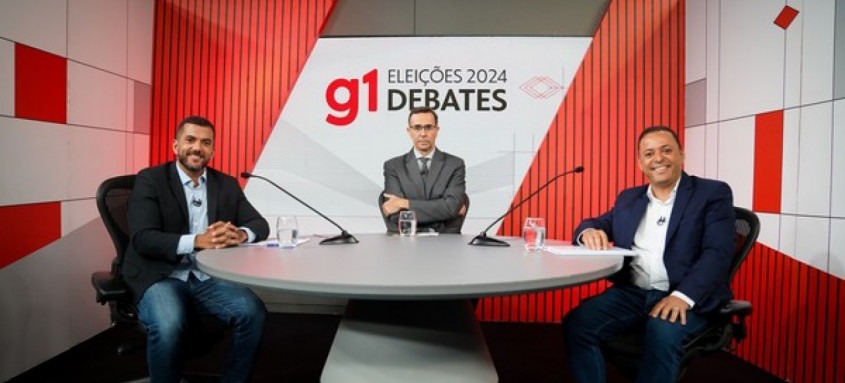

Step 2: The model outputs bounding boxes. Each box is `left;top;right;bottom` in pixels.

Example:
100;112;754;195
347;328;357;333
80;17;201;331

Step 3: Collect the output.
321;299;498;383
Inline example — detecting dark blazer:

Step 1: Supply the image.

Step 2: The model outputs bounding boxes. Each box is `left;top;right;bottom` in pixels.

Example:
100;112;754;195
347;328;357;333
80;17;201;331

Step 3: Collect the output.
383;148;467;233
573;173;735;313
123;162;269;302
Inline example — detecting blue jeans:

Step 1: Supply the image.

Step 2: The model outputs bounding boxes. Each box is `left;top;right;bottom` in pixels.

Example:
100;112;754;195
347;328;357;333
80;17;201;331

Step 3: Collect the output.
562;285;711;383
138;276;267;383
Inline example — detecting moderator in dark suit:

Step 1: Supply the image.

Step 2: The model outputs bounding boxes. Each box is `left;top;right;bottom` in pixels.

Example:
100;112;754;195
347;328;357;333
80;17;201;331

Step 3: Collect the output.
124;161;270;300
382;148;467;233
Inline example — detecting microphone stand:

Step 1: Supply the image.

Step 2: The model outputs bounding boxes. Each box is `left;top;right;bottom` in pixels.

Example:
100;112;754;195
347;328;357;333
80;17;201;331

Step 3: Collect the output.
241;172;359;245
468;165;584;247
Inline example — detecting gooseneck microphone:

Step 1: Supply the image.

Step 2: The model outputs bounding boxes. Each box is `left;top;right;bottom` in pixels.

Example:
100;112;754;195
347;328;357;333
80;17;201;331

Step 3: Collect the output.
469;165;584;247
241;172;359;245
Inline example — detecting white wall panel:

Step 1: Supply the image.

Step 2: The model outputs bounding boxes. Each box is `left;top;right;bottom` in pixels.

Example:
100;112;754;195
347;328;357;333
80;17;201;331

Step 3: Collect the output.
705;122;719;178
0;39;14;116
829;218;845;279
794;216;830;272
783;0;803;109
0;221;112;381
67;0;128;75
705;0;721;123
61;199;98;236
799;0;835;105
683;124;706;177
0;0;67;57
718;0;785;120
131;133;150;174
796;102;832;216
717;117;755;208
780;214;797;258
66;127;129;201
832;99;845;217
685;0;706;83
0;117;70;206
781;108;801;215
67;62;128;130
757;212;780;252
127;0;154;84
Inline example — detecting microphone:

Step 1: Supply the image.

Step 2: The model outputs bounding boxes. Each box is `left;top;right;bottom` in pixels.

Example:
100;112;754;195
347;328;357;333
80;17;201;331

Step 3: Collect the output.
241;172;358;245
469;165;585;247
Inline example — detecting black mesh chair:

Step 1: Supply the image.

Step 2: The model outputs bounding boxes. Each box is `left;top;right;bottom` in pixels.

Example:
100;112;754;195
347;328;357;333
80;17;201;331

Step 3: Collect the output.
601;206;760;381
91;174;224;379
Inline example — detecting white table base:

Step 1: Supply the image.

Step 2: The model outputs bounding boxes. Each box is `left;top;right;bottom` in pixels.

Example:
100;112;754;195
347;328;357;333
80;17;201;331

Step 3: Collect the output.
321;299;497;383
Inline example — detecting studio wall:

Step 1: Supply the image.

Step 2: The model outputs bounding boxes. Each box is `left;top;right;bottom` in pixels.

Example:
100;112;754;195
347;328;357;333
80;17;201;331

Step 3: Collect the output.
685;1;844;382
0;0;154;379
1;0;842;381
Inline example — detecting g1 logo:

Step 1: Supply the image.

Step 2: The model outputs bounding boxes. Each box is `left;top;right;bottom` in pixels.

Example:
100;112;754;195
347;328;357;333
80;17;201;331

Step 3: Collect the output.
325;69;378;126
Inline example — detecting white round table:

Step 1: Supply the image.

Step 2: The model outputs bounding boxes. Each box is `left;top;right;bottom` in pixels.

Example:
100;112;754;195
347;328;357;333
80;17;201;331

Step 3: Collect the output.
197;234;627;383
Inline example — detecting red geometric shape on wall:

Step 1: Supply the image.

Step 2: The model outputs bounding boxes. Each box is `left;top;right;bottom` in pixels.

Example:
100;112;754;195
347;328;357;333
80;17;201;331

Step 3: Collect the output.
774;6;799;29
15;44;67;124
753;110;783;213
0;202;61;269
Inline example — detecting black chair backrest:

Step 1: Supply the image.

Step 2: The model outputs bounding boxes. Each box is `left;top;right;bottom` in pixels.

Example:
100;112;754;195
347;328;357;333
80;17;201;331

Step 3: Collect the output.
728;207;760;281
96;175;136;275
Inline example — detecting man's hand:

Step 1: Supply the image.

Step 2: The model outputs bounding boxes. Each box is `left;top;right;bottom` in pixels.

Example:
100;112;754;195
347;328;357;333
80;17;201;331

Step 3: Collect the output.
650;295;691;325
580;228;610;250
381;193;409;216
195;221;246;249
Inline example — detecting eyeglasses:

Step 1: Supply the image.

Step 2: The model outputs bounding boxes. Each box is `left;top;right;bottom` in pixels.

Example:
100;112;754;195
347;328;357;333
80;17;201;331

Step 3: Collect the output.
409;124;438;133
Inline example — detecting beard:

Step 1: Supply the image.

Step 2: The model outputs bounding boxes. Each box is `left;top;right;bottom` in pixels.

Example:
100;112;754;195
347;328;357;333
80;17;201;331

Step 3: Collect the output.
178;149;209;173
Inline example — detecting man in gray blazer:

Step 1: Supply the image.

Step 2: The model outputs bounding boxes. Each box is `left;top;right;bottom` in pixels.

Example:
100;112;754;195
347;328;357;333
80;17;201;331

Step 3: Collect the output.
381;107;468;234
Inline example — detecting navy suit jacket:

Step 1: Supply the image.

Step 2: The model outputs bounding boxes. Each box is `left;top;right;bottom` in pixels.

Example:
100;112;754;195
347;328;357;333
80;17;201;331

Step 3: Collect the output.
383;149;467;233
574;173;735;313
123;162;269;302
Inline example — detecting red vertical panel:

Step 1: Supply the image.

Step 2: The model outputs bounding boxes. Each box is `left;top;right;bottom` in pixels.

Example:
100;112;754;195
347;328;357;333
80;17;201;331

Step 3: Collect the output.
151;0;335;179
0;202;61;269
14;44;67;124
753;110;784;213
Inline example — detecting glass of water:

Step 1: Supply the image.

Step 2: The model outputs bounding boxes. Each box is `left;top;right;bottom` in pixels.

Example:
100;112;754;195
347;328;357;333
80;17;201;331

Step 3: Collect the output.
523;217;546;251
398;210;417;236
276;216;299;248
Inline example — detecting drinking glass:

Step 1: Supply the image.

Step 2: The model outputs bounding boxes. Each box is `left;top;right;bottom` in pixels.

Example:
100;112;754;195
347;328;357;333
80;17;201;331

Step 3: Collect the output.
523;217;546;251
398;210;417;236
276;216;299;248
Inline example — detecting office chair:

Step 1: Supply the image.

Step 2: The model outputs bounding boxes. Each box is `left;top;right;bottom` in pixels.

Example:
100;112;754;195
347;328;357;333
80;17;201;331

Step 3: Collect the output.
601;206;760;381
378;192;469;234
91;175;225;379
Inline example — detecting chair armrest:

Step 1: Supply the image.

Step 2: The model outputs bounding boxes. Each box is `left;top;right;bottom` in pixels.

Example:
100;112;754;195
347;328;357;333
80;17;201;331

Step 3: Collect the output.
91;271;131;304
719;299;752;318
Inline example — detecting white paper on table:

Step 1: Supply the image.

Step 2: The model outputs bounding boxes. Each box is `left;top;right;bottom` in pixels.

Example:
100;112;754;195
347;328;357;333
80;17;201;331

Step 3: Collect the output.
543;245;638;257
246;236;311;248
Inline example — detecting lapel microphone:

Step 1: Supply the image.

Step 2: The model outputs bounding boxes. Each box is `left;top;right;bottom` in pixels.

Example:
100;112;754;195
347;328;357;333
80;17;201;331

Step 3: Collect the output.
191;196;202;207
469;165;585;247
657;216;666;226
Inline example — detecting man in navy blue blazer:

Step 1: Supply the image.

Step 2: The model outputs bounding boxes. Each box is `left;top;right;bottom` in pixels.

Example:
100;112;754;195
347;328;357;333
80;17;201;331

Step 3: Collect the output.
563;126;735;383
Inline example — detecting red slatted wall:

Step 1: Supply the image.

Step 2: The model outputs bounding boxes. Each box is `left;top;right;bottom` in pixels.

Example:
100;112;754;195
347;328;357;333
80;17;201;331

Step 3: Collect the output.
477;0;685;323
150;0;336;178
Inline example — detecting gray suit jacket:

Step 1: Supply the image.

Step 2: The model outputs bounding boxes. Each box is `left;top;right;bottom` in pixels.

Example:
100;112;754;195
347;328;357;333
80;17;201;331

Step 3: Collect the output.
382;149;467;233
